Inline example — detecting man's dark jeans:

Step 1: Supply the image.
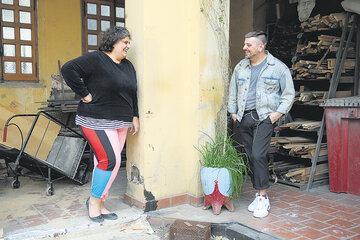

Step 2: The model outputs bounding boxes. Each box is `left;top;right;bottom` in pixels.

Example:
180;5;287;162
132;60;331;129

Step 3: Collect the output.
236;111;274;190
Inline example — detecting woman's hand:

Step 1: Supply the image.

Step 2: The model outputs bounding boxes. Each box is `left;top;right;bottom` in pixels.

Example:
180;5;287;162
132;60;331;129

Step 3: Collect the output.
81;93;92;103
130;117;139;135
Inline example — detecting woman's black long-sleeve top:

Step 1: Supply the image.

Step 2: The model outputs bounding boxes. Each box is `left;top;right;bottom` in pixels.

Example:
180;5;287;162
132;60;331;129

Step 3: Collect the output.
61;51;139;123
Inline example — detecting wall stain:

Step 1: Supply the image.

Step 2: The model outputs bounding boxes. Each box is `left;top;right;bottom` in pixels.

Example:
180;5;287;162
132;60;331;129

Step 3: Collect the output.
148;144;155;151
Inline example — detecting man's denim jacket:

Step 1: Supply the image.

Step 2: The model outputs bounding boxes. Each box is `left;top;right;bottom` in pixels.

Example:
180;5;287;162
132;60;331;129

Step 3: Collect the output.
228;52;295;122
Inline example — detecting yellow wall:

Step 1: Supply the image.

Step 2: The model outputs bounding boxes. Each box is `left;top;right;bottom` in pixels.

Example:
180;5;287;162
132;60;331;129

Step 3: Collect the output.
0;0;228;205
125;0;226;202
0;0;82;154
37;0;82;84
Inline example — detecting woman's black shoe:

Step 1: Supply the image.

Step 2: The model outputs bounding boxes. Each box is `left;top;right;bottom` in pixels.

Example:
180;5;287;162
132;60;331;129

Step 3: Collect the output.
101;213;118;220
86;198;104;223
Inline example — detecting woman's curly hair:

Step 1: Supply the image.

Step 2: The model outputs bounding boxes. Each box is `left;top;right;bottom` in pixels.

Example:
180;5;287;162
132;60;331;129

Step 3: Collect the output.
99;26;131;52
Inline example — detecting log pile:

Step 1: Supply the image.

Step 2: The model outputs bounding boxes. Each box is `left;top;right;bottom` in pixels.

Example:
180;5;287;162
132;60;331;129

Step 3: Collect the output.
286;163;328;183
269;135;329;184
268;12;355;188
292;12;356;81
296;35;355;56
282;143;327;158
271;136;327;158
292;58;354;81
300;13;349;32
270;161;328;184
292;59;331;80
295;90;352;104
291;35;355;81
279;120;322;130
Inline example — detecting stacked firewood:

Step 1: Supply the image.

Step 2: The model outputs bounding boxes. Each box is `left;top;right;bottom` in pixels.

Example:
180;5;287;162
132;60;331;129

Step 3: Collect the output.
296;35;352;55
294;90;352;104
271;136;327;159
270;161;328;184
295;34;355;60
279;120;322;130
268;13;353;187
269;135;329;184
291;58;354;80
300;13;349;32
291;34;355;81
281;142;327;159
292;59;331;80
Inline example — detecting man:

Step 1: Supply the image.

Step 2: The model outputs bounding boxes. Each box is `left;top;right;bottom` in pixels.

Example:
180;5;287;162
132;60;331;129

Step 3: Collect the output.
228;30;295;218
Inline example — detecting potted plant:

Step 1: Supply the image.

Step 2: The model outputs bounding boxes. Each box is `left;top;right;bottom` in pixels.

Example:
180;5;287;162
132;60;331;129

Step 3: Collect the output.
196;129;248;215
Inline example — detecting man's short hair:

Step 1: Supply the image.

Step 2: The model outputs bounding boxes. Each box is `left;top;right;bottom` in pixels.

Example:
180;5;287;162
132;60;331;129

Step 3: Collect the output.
245;30;267;45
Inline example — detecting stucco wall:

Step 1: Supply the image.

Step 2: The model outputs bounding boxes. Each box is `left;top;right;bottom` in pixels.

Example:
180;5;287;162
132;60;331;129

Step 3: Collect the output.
37;0;82;83
0;0;229;204
125;0;225;202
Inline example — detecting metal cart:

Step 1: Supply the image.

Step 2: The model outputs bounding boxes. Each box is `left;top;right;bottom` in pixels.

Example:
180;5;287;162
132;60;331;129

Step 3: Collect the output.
1;111;91;195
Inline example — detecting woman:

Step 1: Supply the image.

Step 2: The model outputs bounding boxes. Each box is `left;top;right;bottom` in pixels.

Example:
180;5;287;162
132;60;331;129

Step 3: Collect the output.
61;26;139;222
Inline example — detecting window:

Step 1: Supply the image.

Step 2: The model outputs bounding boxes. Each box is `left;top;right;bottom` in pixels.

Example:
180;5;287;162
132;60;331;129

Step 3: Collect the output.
0;0;38;81
82;0;125;53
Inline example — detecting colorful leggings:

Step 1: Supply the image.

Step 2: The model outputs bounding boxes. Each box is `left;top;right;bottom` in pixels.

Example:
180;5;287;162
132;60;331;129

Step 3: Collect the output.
81;126;128;201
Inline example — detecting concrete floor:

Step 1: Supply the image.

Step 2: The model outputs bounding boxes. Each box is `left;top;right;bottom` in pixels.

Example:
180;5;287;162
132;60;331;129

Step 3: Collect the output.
1;164;360;240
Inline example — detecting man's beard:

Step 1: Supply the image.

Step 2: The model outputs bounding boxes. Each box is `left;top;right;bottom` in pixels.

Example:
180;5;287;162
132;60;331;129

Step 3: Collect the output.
245;53;252;59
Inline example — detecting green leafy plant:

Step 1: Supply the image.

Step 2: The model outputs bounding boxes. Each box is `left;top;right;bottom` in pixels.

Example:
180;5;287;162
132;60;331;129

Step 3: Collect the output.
196;130;248;199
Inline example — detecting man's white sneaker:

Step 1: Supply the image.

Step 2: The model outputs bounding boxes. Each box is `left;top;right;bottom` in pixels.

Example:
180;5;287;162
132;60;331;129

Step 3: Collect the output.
253;195;270;218
247;193;260;212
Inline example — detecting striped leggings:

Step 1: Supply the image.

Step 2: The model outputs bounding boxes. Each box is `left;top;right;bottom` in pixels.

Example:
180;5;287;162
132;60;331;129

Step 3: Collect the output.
81;126;128;201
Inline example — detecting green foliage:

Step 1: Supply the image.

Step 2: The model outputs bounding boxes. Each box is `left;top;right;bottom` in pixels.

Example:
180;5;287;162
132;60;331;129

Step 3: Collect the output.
218;17;223;23
200;8;204;13
196;130;248;199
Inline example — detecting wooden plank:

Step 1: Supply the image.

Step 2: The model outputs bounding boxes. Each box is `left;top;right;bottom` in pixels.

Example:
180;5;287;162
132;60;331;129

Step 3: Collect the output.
323;91;352;99
285;163;328;178
277;137;315;144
